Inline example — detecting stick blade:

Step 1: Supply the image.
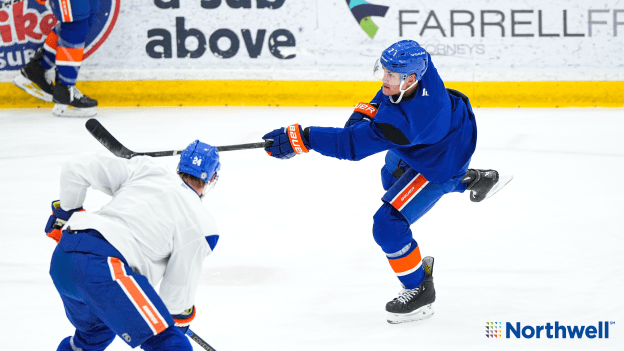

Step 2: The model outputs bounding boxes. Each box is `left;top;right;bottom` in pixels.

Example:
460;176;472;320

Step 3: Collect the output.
85;119;133;159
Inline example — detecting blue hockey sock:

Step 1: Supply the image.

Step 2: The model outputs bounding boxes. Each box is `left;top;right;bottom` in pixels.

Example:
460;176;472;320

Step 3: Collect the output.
387;241;426;289
56;19;88;86
372;204;426;288
41;30;59;70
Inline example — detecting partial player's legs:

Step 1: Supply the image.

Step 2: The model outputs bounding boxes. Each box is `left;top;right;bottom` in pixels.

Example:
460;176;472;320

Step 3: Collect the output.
373;204;426;289
55;324;116;351
47;0;98;117
373;208;437;323
373;204;436;324
50;245;117;351
374;167;463;323
55;325;191;351
51;18;97;117
13;1;99;116
50;233;193;350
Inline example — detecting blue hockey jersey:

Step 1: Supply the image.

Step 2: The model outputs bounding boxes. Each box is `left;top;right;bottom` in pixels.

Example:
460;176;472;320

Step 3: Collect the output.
307;54;477;184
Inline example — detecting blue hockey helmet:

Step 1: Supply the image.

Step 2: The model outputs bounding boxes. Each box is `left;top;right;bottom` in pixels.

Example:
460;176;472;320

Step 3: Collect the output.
377;40;428;82
177;140;220;185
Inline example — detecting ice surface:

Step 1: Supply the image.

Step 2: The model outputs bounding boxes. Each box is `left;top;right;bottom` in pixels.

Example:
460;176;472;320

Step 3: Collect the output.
0;107;623;350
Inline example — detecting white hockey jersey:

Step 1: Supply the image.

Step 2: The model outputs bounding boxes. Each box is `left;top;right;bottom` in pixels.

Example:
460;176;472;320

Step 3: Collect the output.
60;153;219;314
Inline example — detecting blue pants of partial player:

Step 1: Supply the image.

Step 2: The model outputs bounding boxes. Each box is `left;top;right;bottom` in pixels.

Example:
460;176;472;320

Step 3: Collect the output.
50;230;193;351
374;151;468;289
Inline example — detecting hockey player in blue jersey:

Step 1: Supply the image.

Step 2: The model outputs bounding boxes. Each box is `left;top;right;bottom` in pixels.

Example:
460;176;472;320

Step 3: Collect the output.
46;140;221;350
262;40;511;324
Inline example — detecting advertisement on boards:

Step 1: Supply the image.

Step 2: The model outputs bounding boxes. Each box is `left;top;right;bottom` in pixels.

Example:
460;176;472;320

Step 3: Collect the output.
1;0;622;82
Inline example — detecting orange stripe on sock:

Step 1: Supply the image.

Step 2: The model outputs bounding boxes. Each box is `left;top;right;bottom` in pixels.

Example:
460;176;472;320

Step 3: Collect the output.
56;47;83;63
390;174;428;210
45;32;58;51
388;245;422;274
109;258;167;334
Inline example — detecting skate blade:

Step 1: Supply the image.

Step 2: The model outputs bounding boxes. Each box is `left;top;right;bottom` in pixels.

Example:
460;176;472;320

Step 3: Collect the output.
483;175;514;200
52;104;97;118
13;75;53;102
387;304;434;324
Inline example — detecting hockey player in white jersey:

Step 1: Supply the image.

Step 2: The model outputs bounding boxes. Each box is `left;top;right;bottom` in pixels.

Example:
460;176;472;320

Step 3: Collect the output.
45;140;220;351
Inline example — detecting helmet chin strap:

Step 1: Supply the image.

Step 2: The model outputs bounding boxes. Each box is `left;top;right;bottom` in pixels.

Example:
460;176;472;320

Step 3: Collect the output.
389;79;419;104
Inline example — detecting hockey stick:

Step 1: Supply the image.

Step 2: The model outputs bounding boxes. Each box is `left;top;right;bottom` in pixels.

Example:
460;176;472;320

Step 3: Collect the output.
186;329;217;351
85;119;271;159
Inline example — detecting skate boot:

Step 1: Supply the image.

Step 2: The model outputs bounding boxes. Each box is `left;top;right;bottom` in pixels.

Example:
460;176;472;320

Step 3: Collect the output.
461;169;513;202
386;256;436;324
52;82;98;117
12;48;56;102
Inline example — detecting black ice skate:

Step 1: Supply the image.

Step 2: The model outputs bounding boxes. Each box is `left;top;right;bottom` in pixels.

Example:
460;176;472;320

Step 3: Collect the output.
12;48;56;102
461;169;514;202
52;82;98;117
386;256;436;324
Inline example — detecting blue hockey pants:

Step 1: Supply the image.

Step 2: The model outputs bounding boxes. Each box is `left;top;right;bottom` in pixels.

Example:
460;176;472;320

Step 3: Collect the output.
373;155;468;289
50;230;192;350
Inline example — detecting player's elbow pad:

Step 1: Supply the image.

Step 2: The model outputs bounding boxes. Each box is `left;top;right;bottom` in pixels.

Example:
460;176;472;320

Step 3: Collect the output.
375;122;411;145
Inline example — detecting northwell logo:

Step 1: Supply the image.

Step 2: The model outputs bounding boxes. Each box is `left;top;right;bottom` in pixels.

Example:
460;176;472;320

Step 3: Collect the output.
485;322;502;338
487;321;614;339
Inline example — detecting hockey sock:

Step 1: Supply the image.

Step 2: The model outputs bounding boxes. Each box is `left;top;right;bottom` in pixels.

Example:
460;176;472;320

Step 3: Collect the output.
373;204;426;289
387;240;426;289
56;19;88;86
42;30;59;70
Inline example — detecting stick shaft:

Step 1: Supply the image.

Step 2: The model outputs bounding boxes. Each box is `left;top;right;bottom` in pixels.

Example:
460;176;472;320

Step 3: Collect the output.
86;119;270;158
186;329;217;351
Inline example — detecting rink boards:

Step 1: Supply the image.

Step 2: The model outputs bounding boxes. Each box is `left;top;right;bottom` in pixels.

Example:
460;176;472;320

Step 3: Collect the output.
2;80;624;108
1;0;623;107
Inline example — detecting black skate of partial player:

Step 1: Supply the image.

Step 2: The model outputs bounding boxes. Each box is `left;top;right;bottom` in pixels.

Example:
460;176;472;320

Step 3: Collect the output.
12;48;56;103
52;82;98;118
386;256;436;324
461;169;513;202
